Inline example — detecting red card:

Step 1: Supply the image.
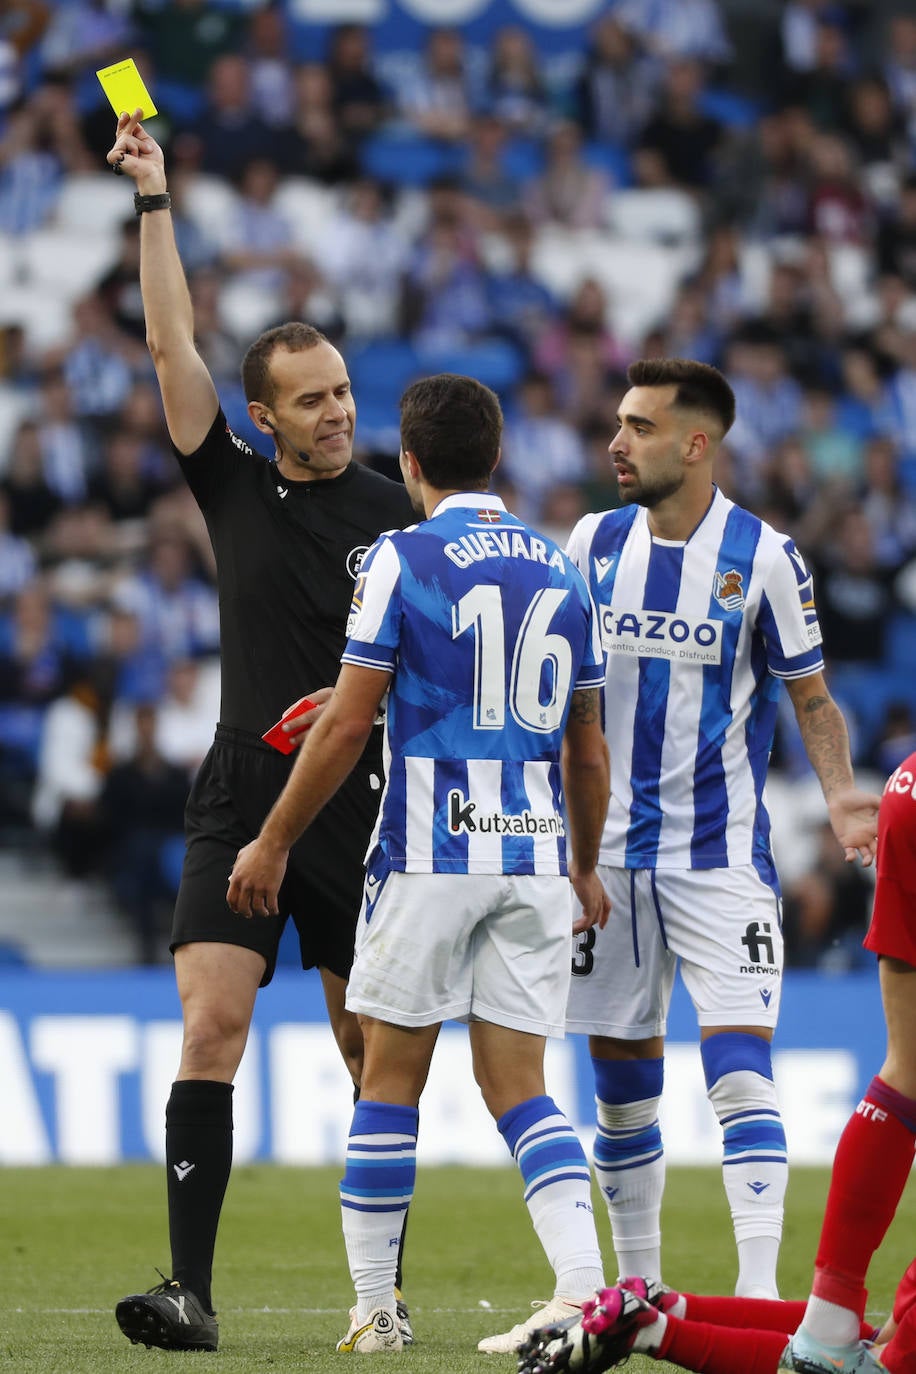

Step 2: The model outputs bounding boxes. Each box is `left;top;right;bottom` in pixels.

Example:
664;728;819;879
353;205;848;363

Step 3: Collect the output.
261;698;316;754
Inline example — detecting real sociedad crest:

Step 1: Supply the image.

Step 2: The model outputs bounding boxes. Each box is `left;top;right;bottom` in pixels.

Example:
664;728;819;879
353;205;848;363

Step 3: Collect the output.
713;567;745;611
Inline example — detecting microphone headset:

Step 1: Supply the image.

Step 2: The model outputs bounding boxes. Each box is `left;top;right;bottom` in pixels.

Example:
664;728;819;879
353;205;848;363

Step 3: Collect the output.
262;417;310;463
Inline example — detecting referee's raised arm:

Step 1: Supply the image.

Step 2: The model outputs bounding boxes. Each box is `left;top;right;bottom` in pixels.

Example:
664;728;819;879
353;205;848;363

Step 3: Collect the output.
106;109;218;455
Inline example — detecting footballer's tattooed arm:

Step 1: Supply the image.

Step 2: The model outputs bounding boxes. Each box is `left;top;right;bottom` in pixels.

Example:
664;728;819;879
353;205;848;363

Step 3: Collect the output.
561;687;611;933
786;672;881;866
789;678;860;800
569;685;602;725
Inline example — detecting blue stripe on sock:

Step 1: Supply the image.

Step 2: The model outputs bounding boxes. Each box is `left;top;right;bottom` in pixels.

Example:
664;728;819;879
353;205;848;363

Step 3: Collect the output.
595;1150;663;1172
340;1099;417;1217
497;1095;556;1156
592;1057;664;1105
340;1199;410;1213
722;1154;787;1168
340;1164;416;1191
518;1135;585;1171
700;1032;773;1088
520;1145;589;1186
349;1101;419;1138
722;1120;787;1155
718;1107;781;1126
498;1097;590;1199
594;1121;663;1166
525;1168;592;1202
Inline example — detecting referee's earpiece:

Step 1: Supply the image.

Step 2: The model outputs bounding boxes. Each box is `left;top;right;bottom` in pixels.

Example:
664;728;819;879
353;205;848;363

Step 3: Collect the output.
261;416;311;464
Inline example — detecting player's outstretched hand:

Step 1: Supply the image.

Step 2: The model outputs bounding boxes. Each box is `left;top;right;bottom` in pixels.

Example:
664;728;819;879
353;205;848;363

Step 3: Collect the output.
227;837;289;918
106;108;165;189
570;868;610;934
828;785;882;866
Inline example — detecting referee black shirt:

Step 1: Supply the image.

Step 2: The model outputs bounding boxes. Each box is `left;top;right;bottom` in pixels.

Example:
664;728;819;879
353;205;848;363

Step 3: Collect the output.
174;410;414;751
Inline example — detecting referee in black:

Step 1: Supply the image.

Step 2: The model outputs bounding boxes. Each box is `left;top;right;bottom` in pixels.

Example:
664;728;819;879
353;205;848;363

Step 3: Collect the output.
107;111;415;1353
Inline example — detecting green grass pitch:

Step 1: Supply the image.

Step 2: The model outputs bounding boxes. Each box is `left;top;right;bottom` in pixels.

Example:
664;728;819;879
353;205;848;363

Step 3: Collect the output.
2;1165;913;1372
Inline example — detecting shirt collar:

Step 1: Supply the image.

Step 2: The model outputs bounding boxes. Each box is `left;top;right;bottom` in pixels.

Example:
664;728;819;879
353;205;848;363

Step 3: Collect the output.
430;492;507;517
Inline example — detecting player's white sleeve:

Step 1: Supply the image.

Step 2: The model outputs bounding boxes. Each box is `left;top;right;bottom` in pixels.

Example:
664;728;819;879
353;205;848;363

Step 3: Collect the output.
758;538;825;679
342;535;402;671
565;511;602;579
573;580;606;691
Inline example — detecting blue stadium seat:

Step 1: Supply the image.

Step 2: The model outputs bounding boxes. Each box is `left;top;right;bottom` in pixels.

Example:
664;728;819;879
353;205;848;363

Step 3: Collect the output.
885;611;916;673
699;89;761;130
158;833;187;895
414;338;525;394
0;704;45;769
347;338;421;398
583;140;633;188
353;396;401;452
151;79;207;126
898;456;916;493
359;131;463;187
220;384;263;454
501;137;544;184
830;661;916;756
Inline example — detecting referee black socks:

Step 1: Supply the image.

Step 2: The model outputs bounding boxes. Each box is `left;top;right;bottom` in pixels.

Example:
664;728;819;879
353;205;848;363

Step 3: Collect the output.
165;1079;234;1315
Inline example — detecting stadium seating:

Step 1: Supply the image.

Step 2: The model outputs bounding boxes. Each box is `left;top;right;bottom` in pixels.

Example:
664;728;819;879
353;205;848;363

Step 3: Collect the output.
53;172;135;235
359;130;464;187
530;226;701;345
604;188;703;247
16;226;120;301
271;177;340;256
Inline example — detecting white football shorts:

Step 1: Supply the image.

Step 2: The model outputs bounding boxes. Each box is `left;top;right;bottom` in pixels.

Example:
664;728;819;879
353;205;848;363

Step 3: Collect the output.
565;864;783;1038
345;869;574;1036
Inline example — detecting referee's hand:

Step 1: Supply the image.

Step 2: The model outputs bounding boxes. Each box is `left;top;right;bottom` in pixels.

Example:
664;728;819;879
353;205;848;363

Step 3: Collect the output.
227;837;288;917
106;108;164;188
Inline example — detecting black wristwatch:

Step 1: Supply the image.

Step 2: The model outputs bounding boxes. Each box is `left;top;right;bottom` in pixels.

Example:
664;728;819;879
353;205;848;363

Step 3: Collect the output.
134;192;172;215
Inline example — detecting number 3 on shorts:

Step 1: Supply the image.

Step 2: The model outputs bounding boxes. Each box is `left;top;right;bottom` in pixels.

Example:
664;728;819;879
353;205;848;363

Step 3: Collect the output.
572;927;596;977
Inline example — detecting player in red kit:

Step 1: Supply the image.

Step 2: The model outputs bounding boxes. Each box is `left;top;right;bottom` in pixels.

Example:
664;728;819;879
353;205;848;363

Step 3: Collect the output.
518;753;916;1374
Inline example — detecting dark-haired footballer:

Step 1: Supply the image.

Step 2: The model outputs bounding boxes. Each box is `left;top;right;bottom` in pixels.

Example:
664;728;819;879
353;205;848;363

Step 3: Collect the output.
540;357;881;1329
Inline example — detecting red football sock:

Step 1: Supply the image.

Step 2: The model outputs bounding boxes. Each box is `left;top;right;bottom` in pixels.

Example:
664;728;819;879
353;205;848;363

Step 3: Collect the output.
682;1294;876;1339
813;1078;916;1310
684;1295;809;1332
658;1316;789;1374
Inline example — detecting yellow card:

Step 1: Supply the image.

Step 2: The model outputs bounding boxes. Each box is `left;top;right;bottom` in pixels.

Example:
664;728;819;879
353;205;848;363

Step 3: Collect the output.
95;58;157;120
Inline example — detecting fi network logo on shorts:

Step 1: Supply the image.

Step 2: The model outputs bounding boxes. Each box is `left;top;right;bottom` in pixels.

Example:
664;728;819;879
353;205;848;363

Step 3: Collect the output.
739;921;779;974
447;789;565;837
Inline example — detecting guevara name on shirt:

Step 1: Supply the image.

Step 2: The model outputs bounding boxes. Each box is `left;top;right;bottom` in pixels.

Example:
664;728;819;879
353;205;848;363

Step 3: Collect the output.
599;607;723;664
443;529;567;571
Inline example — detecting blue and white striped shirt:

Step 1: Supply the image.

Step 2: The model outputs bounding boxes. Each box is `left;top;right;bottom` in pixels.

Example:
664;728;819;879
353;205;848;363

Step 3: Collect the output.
343;493;605;876
566;489;824;882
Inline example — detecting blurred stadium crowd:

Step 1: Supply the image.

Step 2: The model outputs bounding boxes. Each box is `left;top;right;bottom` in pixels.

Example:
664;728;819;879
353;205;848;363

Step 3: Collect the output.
0;0;915;968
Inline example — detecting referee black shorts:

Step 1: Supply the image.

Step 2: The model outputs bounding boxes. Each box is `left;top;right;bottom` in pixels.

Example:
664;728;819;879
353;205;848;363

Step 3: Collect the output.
170;726;380;986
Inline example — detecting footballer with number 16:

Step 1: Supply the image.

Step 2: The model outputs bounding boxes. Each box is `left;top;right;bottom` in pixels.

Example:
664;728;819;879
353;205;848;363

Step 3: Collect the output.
228;373;613;1354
